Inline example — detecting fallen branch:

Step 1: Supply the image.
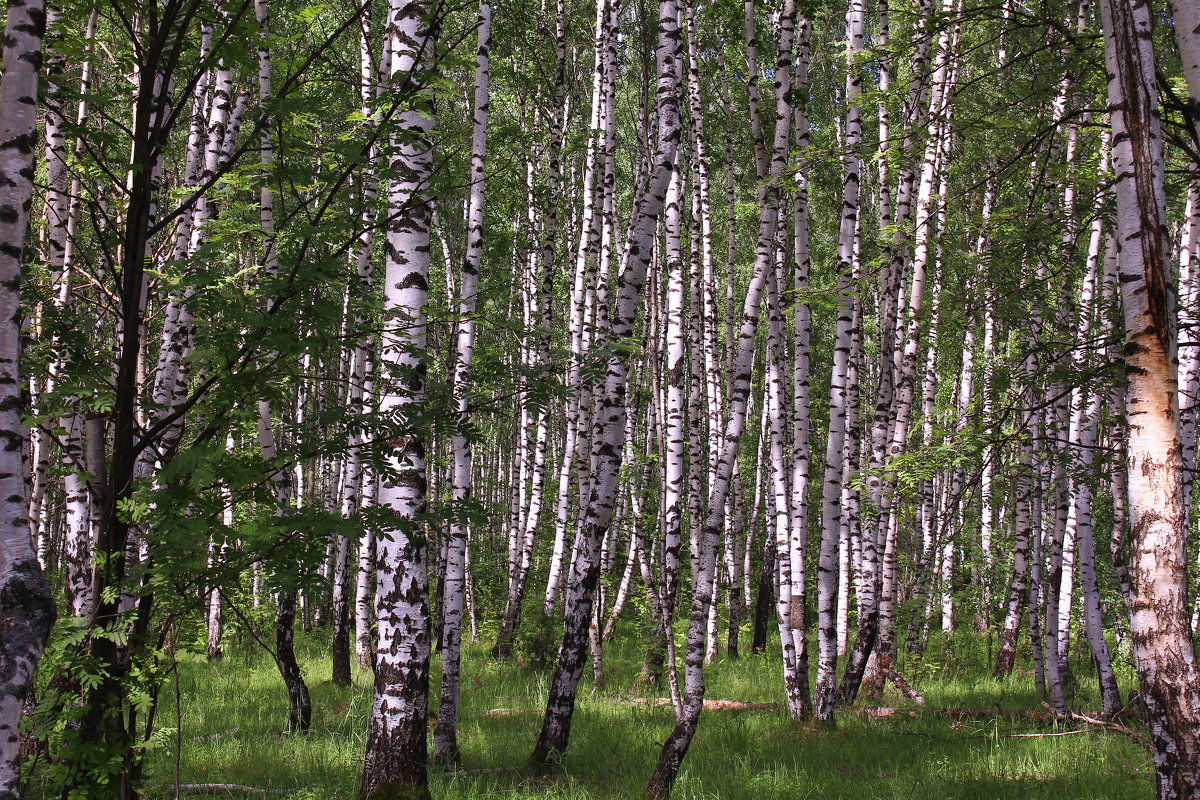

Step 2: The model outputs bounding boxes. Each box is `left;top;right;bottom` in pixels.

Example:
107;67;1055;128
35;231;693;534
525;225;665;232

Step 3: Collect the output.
176;785;288;795
852;706;1056;722
883;669;926;705
483;708;526;718
453;765;525;777
971;730;1093;739
1039;702;1150;750
625;698;781;711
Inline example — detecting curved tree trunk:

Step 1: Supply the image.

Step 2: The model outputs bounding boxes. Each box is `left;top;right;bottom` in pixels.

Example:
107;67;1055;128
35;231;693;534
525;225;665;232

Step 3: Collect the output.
528;0;679;768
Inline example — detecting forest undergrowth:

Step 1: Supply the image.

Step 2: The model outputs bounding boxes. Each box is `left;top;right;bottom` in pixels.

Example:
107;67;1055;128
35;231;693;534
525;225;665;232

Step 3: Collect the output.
26;625;1151;800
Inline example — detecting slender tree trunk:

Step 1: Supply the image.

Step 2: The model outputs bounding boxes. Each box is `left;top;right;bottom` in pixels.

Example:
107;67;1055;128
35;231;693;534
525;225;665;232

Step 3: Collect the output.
815;0;865;723
645;3;795;793
528;0;679;767
660;162;686;634
247;0;313;735
1167;0;1200;145
840;0;960;704
749;417;772;654
994;439;1032;677
539;0;602;626
434;0;489;764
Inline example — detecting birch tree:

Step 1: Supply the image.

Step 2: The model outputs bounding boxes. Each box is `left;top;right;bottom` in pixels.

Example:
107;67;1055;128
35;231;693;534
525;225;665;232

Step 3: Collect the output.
528;0;680;767
1102;0;1200;795
435;0;490;763
360;0;439;794
0;0;56;794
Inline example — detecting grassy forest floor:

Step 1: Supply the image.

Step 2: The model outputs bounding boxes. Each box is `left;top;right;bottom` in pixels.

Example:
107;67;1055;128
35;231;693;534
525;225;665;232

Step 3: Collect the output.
35;624;1152;799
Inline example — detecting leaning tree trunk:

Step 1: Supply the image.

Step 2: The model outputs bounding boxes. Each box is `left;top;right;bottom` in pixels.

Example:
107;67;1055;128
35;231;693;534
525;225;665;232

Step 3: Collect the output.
537;0;594;627
0;0;57;795
528;0;679;768
1102;0;1200;796
359;0;439;796
645;2;795;794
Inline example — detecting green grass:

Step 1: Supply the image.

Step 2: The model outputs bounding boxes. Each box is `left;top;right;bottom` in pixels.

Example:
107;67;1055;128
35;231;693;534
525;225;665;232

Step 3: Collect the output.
100;626;1155;799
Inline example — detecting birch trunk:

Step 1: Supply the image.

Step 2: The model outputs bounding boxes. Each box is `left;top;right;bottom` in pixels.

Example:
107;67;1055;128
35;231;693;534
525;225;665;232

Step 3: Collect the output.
1167;0;1200;144
360;0;439;794
815;0;865;722
529;0;679;766
540;0;603;624
1102;0;1200;794
786;12;813;717
0;0;56;794
353;6;382;673
434;0;489;764
645;6;796;789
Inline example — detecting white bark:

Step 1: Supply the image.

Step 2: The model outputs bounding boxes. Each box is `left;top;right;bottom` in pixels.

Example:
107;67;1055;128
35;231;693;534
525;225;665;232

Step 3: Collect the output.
435;0;489;763
531;0;678;766
361;0;438;793
1103;0;1200;794
815;0;865;722
0;0;57;794
646;1;793;777
543;0;609;621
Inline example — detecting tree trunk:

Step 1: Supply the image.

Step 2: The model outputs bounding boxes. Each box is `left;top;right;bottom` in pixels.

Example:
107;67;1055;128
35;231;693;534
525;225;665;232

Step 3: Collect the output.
528;0;679;767
435;0;489;764
360;0;439;795
0;2;56;795
1102;0;1200;795
815;0;865;723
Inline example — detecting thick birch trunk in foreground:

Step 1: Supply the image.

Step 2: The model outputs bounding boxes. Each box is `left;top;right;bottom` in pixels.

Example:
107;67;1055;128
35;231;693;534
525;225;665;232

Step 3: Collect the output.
1102;0;1200;795
0;1;56;795
360;0;438;795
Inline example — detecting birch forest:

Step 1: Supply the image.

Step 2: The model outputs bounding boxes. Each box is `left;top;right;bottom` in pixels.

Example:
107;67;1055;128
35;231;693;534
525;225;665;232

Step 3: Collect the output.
0;0;1199;796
